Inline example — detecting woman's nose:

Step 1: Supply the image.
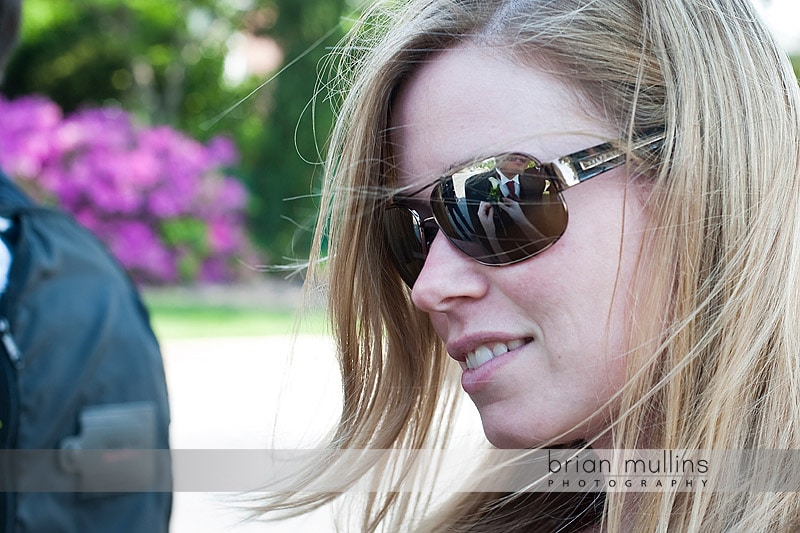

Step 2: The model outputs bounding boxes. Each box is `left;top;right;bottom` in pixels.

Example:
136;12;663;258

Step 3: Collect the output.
411;232;488;313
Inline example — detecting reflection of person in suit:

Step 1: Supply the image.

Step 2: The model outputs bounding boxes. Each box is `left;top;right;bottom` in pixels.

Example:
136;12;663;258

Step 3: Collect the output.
463;154;564;261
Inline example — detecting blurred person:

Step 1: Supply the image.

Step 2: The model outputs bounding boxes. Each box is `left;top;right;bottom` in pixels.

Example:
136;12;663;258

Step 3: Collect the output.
0;0;171;531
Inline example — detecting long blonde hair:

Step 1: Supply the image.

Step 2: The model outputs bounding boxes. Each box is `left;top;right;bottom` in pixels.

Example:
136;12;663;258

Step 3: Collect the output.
265;0;800;530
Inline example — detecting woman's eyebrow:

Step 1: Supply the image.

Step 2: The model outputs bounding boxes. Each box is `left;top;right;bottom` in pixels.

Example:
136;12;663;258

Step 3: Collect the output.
393;192;433;215
399;194;428;209
399;174;443;199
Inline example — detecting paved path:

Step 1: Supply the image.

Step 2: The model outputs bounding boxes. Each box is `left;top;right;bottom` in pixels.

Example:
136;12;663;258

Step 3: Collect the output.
162;334;484;532
163;335;341;532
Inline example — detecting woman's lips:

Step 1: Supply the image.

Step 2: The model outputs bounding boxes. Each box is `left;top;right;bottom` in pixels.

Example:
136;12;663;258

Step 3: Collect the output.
461;338;531;370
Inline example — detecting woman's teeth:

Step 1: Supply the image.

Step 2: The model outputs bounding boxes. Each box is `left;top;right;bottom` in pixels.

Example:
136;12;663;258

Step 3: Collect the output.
464;339;526;370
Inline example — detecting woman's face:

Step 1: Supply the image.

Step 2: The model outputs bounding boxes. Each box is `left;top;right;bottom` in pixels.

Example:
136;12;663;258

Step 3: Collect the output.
390;45;649;448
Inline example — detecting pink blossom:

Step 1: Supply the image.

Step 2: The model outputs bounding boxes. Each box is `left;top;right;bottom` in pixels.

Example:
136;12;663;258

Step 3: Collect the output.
0;95;249;284
207;136;240;167
208;217;241;254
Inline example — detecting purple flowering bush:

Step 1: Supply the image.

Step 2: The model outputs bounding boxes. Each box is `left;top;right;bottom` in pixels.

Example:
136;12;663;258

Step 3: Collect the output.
0;94;250;284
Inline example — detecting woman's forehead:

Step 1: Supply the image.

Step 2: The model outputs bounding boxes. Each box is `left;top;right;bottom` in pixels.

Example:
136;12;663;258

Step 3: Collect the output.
387;45;611;185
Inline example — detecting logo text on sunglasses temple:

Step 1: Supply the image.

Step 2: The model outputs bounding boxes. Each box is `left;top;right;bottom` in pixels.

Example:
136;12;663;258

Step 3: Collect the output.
578;134;666;174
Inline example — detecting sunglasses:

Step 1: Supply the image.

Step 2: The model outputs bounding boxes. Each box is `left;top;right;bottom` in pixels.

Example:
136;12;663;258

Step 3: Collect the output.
383;132;665;287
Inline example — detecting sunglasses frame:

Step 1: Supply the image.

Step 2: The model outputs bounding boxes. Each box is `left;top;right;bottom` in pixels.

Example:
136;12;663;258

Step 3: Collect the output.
384;132;665;285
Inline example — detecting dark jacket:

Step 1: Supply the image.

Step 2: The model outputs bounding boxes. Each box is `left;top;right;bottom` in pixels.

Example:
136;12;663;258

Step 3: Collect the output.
0;172;172;532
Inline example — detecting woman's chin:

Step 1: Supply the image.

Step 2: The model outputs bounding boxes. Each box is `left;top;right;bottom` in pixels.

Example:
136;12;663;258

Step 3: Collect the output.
481;423;549;449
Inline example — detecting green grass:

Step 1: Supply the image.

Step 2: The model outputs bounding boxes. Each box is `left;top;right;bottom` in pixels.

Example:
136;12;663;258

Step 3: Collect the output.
145;302;328;340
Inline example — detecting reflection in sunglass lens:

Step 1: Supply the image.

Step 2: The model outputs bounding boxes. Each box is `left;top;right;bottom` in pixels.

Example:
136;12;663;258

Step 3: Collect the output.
430;171;567;265
384;172;568;286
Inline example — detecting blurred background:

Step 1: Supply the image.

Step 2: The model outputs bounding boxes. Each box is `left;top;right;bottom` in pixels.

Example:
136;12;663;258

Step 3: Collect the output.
0;0;797;531
0;2;364;530
0;0;362;290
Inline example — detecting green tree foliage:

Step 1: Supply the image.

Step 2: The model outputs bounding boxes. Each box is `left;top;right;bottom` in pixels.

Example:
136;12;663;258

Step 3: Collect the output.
238;0;347;262
6;0;226;125
2;0;353;266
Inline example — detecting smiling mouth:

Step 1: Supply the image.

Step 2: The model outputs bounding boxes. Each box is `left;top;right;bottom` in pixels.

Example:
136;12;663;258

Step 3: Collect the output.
464;338;532;370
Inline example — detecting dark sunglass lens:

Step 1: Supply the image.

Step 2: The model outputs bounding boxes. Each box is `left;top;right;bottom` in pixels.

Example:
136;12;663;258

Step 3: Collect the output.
431;161;567;264
421;220;439;248
383;207;426;286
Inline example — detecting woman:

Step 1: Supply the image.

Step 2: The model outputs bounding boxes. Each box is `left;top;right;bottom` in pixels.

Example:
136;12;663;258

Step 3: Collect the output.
265;0;800;530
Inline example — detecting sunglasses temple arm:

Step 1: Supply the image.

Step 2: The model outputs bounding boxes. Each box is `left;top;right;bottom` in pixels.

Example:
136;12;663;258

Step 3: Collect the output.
550;133;666;187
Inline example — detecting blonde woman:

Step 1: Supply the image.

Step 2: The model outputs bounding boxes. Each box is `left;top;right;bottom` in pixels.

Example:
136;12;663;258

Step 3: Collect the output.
264;0;800;530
